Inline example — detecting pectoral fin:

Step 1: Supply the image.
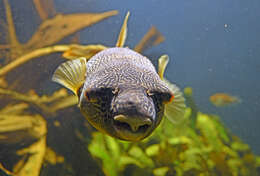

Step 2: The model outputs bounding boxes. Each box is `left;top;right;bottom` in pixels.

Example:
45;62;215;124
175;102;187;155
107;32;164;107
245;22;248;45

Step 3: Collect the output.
116;11;130;47
52;57;87;95
158;55;186;123
164;79;186;123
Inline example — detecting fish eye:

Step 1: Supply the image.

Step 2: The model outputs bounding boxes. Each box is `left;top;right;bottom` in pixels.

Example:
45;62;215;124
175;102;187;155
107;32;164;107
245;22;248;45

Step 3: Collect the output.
85;90;98;102
112;87;119;96
147;90;173;104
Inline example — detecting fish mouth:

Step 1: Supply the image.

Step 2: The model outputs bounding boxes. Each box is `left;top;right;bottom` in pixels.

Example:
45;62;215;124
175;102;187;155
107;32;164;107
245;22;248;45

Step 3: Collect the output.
112;114;152;141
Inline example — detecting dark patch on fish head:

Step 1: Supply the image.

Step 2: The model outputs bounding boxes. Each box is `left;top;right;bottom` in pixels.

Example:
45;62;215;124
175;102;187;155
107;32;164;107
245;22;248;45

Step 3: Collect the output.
78;86;115;135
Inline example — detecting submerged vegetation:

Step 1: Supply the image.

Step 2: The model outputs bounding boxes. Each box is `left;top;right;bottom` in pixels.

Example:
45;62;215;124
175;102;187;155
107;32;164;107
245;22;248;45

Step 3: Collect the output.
0;0;259;175
87;88;260;176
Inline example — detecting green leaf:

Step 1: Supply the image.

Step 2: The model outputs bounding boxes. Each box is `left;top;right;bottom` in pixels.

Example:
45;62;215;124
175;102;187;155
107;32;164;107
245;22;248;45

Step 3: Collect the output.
106;136;121;160
211;116;230;143
118;155;144;169
255;156;260;167
88;133;118;176
168;136;192;145
128;146;154;167
231;142;249;152
197;113;222;150
145;144;159;157
153;167;169;176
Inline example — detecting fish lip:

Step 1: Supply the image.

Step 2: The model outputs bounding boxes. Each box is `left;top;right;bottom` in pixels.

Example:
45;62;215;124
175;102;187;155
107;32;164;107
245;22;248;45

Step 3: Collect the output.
112;115;152;141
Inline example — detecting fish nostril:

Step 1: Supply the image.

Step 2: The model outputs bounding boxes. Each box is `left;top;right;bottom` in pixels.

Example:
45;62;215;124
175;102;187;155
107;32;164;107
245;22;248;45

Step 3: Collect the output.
114;120;132;131
113;115;152;132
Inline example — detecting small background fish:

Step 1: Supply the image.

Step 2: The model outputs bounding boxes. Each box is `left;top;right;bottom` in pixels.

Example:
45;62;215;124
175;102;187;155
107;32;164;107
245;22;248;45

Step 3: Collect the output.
209;93;241;107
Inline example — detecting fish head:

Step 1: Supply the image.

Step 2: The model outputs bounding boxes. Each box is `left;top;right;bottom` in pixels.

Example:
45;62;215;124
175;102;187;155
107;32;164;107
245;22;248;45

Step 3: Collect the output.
79;84;173;141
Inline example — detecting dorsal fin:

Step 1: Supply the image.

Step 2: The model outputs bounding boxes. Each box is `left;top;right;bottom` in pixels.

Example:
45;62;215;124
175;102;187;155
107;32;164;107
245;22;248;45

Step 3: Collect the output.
157;55;186;123
158;54;169;79
116;11;130;47
52;57;87;95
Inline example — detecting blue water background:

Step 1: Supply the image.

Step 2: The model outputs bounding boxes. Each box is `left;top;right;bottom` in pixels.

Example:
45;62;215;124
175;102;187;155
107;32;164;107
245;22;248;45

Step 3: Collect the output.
4;0;260;154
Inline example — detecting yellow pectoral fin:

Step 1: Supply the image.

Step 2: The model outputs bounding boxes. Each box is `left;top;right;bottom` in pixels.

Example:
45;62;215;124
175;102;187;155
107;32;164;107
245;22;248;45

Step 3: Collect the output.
116;11;130;47
157;54;186;123
158;55;169;79
163;79;186;124
52;57;87;95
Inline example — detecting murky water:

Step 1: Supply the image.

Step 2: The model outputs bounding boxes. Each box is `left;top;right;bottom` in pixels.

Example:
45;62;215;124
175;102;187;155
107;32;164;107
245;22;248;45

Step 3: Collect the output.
0;0;259;175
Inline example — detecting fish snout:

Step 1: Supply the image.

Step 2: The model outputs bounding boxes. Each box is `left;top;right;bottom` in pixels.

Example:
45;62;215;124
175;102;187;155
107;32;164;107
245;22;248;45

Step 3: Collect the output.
113;114;152;132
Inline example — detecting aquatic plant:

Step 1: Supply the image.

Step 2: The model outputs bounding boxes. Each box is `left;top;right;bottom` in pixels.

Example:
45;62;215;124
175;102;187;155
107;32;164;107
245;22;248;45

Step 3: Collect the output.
0;1;259;176
87;88;260;176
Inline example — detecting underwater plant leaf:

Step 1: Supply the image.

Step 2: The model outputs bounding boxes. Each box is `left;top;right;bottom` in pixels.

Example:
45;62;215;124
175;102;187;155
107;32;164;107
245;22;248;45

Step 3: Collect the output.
14;136;47;176
88;133;109;159
0;115;36;133
145;144;160;157
88;133;118;176
134;26;165;53
3;0;22;51
0;163;15;176
0;77;8;88
210;152;233;176
0;103;29;115
0;114;46;145
105;136;120;160
256;157;260;167
0;44;105;77
48;95;77;112
128;146;154;168
197;113;222;150
1;0;25;61
10;115;47;176
32;88;68;103
0;45;72;76
33;0;56;20
0;87;75;115
33;0;48;20
181;148;203;172
153;167;169;176
44;147;64;165
211;116;230;143
183;87;199;128
0;88;49;114
168;136;192;146
118;155;144;169
227;159;242;176
222;146;238;158
231;141;250;152
62;44;107;59
25;11;118;50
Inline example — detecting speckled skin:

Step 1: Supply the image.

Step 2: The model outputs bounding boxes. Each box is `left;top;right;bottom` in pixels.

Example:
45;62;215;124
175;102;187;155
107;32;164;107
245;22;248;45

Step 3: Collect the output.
78;47;172;141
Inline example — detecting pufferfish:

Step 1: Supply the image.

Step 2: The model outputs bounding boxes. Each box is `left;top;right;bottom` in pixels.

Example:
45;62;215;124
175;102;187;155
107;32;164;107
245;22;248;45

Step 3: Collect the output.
52;12;186;141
